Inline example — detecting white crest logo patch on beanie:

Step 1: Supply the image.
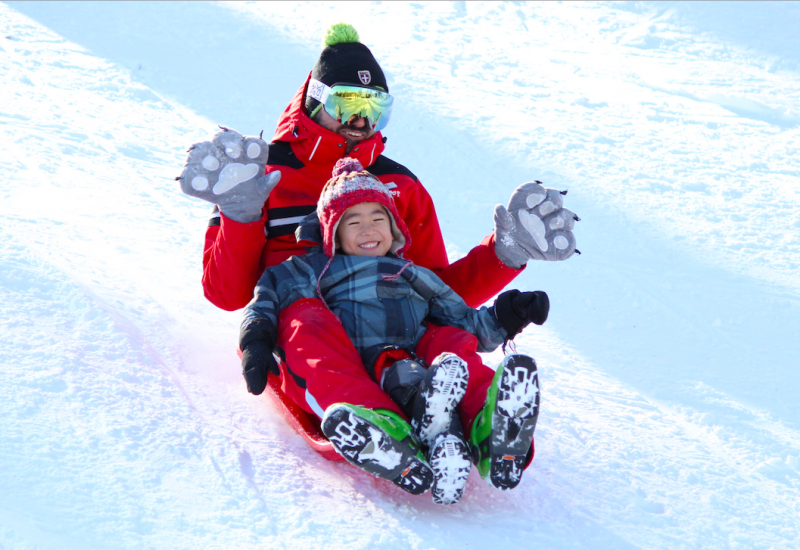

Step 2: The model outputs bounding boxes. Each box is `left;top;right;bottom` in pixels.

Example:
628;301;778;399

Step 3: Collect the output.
358;70;371;85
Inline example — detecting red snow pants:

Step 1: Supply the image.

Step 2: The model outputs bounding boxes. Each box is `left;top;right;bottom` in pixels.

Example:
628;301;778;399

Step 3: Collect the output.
275;298;496;434
275;299;403;417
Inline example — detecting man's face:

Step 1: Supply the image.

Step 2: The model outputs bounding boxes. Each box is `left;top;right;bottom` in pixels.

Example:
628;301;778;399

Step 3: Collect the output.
336;202;393;257
314;108;376;149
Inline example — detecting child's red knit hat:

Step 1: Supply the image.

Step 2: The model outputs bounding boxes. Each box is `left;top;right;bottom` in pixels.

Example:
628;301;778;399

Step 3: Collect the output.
318;158;411;257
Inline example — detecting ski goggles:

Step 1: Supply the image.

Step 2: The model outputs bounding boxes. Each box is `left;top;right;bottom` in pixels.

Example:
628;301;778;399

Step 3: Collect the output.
308;78;394;132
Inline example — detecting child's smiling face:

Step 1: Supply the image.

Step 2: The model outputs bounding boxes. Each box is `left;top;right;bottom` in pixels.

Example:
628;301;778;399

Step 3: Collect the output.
336;202;393;257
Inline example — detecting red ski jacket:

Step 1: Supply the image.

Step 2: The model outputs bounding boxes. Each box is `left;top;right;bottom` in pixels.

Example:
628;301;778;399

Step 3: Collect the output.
202;74;523;311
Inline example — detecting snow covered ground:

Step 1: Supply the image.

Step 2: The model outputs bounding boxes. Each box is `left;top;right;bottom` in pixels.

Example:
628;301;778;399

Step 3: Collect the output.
1;1;799;548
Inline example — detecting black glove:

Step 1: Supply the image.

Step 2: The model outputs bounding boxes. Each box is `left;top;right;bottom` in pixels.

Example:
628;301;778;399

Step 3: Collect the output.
494;290;550;338
241;339;280;395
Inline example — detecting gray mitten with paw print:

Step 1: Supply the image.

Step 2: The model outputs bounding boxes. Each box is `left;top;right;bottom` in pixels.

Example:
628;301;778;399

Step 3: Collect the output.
494;181;580;268
178;128;281;223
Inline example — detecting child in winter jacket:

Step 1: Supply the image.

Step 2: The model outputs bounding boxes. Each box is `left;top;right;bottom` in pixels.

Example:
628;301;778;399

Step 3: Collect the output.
240;158;548;504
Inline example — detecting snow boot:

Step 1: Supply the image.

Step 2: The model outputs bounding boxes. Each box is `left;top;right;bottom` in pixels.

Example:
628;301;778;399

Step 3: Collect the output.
411;353;469;445
322;403;433;495
380;357;427;417
469;354;539;490
426;416;472;505
410;353;472;504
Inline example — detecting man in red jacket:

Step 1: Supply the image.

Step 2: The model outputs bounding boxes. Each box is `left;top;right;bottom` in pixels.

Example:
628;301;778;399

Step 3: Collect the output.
178;24;578;424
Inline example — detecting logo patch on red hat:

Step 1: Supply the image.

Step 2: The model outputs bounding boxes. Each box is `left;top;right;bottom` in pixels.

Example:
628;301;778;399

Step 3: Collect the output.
358;70;371;85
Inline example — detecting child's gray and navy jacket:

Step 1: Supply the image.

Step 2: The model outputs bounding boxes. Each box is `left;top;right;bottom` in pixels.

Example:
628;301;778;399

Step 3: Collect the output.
241;249;508;360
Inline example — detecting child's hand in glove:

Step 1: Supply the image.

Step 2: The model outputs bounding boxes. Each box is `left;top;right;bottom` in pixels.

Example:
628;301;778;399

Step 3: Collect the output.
494;290;550;339
494;181;579;268
178;127;281;223
240;339;281;395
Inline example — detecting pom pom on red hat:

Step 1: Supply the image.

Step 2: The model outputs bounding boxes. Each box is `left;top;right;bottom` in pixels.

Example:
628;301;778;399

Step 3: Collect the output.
332;157;364;178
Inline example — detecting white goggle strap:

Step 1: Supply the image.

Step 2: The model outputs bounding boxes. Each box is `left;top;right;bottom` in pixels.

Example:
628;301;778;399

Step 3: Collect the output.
308;78;331;104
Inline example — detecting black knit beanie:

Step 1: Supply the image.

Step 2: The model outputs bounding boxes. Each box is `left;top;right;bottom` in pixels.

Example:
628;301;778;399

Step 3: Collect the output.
305;23;388;116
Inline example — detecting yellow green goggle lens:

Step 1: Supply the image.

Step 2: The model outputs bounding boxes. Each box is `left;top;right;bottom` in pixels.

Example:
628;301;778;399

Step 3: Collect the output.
308;79;394;132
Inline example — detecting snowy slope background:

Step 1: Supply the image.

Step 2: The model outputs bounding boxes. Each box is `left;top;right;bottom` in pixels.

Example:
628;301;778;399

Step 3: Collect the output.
1;1;799;548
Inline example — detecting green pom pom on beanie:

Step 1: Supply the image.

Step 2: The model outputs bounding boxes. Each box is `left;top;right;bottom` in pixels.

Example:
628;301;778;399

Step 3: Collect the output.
324;23;360;47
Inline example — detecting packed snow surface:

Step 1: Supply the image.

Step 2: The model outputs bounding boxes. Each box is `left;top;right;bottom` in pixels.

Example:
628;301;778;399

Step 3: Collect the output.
2;1;799;549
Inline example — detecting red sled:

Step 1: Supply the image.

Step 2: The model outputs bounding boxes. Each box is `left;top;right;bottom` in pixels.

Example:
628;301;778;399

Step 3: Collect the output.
265;374;344;461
